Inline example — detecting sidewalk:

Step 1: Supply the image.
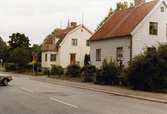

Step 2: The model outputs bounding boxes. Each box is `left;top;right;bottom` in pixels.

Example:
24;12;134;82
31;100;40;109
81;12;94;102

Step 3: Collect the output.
27;75;167;104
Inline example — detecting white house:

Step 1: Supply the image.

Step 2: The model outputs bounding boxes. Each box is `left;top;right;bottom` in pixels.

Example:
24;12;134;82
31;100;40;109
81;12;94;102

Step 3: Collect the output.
42;22;92;69
90;0;167;68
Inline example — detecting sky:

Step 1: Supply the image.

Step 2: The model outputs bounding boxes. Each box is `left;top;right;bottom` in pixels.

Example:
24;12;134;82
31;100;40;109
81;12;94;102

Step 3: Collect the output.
0;0;136;45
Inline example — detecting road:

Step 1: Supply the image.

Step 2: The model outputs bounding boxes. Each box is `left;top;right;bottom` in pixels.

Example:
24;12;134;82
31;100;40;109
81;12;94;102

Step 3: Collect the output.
0;74;167;114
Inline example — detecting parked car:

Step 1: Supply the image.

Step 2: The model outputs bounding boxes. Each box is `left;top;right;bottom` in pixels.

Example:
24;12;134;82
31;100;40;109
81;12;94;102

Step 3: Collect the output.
0;74;13;86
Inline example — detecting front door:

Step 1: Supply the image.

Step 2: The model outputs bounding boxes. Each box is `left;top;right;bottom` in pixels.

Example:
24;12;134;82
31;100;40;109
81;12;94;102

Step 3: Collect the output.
70;53;76;64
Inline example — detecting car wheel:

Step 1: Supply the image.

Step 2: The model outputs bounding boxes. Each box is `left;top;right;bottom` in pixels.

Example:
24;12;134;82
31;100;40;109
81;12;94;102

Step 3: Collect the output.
3;79;8;86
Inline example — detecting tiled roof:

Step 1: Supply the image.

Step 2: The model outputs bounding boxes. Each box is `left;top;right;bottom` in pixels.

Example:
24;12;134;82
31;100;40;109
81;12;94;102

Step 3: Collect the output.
90;0;159;41
42;26;78;51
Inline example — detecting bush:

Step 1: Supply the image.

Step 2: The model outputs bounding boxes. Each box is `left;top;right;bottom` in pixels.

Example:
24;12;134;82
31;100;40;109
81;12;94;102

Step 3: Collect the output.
128;45;167;91
66;64;81;77
81;65;97;82
43;68;50;75
95;59;122;85
51;65;64;75
5;63;16;71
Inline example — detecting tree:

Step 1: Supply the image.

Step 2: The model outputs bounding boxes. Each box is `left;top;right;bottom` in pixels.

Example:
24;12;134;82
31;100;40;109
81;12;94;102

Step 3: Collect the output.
10;48;31;68
0;37;8;65
31;44;42;62
84;54;90;66
8;33;30;49
96;1;133;30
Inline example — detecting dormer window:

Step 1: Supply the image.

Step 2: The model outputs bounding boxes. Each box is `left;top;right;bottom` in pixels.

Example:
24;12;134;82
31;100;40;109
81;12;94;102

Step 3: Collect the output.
161;7;165;12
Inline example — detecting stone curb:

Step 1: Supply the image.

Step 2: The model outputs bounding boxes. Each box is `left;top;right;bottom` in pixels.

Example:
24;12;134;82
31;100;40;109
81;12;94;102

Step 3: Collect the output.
40;78;167;104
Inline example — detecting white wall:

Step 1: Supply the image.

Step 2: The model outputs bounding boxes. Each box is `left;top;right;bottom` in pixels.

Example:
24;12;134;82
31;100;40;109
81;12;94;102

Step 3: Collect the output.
41;51;59;69
59;26;92;67
90;37;130;68
132;2;167;57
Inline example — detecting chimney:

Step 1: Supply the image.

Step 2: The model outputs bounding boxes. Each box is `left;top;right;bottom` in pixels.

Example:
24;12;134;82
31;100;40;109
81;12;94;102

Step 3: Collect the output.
135;0;146;6
70;22;77;27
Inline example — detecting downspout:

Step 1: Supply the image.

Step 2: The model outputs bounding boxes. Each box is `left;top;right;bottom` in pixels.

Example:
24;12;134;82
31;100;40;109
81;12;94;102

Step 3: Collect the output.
130;35;133;65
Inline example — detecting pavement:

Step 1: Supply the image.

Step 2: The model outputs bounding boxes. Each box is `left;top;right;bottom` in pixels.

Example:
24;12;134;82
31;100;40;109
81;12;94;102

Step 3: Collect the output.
0;72;167;114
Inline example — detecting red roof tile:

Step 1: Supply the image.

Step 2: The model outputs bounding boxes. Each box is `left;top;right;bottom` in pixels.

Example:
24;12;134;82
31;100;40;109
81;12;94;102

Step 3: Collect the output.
90;0;159;41
42;26;78;51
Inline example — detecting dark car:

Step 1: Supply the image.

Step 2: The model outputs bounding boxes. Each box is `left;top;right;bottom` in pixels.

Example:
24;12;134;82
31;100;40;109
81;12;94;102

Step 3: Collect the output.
0;74;13;86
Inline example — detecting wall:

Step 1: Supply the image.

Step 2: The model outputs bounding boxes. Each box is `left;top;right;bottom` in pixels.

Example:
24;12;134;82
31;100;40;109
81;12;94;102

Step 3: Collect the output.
132;2;167;57
59;26;92;67
90;37;130;68
41;51;59;69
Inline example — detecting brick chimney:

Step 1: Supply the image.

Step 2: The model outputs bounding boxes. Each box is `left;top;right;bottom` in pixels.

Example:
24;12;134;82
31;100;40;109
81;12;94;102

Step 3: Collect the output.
135;0;146;6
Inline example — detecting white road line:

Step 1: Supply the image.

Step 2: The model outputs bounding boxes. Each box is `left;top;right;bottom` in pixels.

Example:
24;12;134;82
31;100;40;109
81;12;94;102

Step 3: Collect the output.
21;88;33;93
50;97;78;109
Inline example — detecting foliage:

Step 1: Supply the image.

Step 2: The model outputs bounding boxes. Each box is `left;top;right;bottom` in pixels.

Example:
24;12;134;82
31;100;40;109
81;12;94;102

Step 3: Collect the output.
31;44;42;62
95;59;122;85
8;33;30;49
9;48;31;68
5;63;16;71
51;65;64;75
0;37;8;64
43;68;50;75
81;65;97;82
84;54;90;66
66;64;81;77
128;45;167;91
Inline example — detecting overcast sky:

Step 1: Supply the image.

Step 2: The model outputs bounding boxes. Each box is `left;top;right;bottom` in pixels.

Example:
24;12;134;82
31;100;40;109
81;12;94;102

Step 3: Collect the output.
0;0;136;45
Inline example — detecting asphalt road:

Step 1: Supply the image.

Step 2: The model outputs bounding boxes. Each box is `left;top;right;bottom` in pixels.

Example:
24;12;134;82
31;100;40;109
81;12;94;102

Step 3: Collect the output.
0;75;167;114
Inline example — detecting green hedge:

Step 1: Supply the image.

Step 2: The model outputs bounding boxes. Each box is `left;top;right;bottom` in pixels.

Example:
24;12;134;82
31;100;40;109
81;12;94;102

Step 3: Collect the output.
51;65;64;75
66;64;81;77
81;65;97;82
128;45;167;91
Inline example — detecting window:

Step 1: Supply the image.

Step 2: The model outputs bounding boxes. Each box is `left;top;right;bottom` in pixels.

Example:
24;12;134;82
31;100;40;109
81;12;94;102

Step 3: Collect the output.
45;54;47;62
149;22;158;35
50;54;56;62
86;40;90;46
96;49;101;61
116;47;123;62
161;7;165;12
72;39;78;46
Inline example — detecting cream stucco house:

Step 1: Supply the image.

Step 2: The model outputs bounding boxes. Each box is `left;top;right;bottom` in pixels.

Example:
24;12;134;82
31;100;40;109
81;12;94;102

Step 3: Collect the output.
90;0;167;68
42;22;92;69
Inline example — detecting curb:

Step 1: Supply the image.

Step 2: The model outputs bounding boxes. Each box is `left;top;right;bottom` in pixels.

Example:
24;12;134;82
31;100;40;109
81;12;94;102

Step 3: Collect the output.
39;78;167;104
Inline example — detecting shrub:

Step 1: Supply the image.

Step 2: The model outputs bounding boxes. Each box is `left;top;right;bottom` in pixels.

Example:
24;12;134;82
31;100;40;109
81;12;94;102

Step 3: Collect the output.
81;65;97;82
43;68;50;75
5;63;16;71
66;64;81;77
51;65;64;75
95;59;122;85
128;45;167;91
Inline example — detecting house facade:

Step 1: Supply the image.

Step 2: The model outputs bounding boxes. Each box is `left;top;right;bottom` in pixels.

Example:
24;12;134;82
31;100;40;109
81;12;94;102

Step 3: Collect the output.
42;22;92;69
90;0;167;68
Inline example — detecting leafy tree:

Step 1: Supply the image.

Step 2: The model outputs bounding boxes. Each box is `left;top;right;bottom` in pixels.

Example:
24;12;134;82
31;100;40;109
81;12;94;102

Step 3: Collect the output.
8;33;30;49
96;1;134;30
31;44;42;62
10;48;31;68
84;54;90;66
0;37;8;65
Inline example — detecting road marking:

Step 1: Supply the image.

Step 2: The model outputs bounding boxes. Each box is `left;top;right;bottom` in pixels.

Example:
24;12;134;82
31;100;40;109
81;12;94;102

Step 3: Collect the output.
50;97;78;109
21;88;33;93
